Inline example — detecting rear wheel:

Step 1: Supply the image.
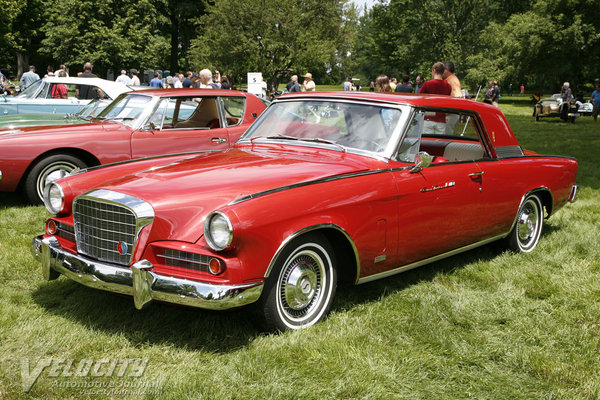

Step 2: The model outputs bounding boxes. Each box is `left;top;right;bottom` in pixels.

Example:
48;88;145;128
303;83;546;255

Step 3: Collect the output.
254;233;337;331
24;154;87;204
507;194;544;253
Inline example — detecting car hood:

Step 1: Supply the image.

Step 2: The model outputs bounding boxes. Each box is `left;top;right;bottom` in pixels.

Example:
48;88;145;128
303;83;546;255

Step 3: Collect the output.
0;114;87;129
0;121;107;137
92;146;374;243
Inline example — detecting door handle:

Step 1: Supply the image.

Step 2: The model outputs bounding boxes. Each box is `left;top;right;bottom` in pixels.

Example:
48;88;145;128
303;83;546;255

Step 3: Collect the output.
211;137;227;144
468;171;485;177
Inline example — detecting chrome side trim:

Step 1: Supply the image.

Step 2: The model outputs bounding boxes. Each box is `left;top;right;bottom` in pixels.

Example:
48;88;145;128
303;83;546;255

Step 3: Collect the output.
357;234;506;284
32;235;263;311
263;224;361;283
0;169;2;182
230;169;393;205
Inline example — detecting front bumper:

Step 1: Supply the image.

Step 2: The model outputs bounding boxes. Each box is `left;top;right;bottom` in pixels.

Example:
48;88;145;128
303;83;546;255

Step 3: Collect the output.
31;235;263;311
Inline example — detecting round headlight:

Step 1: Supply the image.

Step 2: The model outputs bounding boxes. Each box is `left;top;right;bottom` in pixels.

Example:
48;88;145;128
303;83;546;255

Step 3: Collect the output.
204;211;233;251
43;182;65;214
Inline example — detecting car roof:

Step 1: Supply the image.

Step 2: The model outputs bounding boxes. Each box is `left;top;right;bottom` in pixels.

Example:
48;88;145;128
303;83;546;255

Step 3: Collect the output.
127;88;250;97
277;91;495;112
42;77;130;99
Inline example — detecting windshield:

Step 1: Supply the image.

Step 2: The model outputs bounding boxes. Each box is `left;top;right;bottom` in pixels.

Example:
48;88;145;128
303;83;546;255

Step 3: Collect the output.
96;93;153;128
241;100;403;154
16;79;43;98
75;99;110;120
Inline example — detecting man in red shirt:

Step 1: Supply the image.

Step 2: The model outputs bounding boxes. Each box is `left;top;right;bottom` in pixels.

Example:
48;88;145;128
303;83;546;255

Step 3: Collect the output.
420;62;451;95
420;62;451;134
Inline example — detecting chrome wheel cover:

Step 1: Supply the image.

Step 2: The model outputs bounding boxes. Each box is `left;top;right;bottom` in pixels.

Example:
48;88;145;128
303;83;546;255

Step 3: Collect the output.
37;160;78;201
516;197;542;251
276;244;331;326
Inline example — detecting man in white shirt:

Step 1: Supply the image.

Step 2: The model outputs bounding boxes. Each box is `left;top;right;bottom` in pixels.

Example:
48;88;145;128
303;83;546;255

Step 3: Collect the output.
115;70;131;85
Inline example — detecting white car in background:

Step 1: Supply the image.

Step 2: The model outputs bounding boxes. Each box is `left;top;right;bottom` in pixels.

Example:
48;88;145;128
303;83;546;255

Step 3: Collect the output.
0;77;131;116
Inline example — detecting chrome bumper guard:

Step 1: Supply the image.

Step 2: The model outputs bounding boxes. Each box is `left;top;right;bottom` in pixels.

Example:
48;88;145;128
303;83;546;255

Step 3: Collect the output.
31;236;263;311
568;185;578;203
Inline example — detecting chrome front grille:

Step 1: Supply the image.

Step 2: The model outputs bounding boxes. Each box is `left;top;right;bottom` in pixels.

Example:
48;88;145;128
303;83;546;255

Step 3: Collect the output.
73;190;154;266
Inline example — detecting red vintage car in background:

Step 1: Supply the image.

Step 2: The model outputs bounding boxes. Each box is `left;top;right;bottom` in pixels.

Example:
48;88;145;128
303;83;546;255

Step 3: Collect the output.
32;92;578;331
0;89;267;203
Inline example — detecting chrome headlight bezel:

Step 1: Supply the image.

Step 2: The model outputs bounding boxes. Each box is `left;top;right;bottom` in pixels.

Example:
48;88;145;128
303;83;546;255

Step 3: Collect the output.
203;211;233;252
43;181;65;214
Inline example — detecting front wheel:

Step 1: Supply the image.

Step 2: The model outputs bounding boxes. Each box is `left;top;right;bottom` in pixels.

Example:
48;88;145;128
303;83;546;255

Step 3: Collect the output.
507;194;544;253
24;154;87;204
254;233;337;331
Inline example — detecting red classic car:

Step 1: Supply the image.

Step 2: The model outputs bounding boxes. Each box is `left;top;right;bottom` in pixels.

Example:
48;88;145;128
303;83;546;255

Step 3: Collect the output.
31;92;578;331
0;89;267;203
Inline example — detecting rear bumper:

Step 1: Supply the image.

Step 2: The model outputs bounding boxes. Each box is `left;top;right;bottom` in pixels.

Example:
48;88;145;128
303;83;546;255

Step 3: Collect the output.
31;235;263;311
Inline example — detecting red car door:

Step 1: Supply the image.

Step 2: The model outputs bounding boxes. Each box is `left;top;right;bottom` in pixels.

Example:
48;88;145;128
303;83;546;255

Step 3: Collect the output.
130;97;231;158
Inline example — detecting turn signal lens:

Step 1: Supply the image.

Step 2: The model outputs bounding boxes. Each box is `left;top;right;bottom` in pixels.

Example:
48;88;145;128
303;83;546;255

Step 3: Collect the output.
47;220;57;235
208;258;225;275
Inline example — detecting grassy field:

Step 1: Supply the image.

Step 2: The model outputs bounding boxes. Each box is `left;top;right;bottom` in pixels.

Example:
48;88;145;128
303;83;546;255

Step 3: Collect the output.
1;95;599;399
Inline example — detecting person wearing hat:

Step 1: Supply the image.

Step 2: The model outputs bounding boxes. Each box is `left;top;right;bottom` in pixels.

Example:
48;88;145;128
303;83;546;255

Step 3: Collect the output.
302;73;316;92
20;65;40;89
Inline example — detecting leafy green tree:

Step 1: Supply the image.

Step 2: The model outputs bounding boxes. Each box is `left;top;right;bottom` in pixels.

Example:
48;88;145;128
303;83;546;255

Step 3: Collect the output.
41;0;170;76
0;0;46;77
189;0;355;90
483;1;600;94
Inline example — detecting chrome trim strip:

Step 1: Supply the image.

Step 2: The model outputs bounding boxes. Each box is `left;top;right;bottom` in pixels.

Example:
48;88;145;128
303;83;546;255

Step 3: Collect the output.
32;235;263;311
230;169;393;205
263;224;361;283
357;234;506;284
0;169;2;182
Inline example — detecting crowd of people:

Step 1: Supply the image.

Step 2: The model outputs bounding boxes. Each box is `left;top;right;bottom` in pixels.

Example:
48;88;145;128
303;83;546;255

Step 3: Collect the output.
369;61;463;100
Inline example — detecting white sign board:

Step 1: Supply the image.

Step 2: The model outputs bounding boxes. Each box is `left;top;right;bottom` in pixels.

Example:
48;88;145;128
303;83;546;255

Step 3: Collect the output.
247;72;263;97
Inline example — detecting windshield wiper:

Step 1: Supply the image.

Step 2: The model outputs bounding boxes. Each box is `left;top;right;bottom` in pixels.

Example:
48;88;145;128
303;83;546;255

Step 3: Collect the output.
97;116;135;122
300;137;346;152
266;134;300;141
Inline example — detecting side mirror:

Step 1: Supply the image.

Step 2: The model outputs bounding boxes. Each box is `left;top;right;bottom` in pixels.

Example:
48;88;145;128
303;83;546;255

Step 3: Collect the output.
142;122;157;132
410;151;432;173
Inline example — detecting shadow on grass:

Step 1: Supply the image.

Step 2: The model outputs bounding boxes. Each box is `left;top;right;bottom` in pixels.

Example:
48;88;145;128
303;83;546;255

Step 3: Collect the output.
0;192;27;209
334;240;504;312
31;239;506;353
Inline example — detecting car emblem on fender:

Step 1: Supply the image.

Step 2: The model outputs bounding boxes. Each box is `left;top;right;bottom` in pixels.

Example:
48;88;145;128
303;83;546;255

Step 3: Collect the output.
117;241;128;256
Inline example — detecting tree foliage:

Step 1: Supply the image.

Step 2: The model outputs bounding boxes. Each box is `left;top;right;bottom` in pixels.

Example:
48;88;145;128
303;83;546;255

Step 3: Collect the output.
41;0;170;75
189;0;355;90
361;0;600;93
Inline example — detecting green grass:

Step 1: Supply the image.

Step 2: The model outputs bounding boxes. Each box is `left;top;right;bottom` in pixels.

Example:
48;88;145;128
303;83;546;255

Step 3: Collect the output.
1;97;600;399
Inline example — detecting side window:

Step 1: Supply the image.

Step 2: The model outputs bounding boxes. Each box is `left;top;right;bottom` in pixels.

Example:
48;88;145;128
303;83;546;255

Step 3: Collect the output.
396;111;424;163
222;97;245;126
164;97;221;130
420;110;487;162
147;99;168;129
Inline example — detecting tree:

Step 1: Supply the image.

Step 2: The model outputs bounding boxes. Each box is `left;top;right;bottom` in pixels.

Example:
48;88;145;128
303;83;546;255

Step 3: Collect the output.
484;1;600;94
0;0;47;77
41;0;170;77
189;0;354;90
